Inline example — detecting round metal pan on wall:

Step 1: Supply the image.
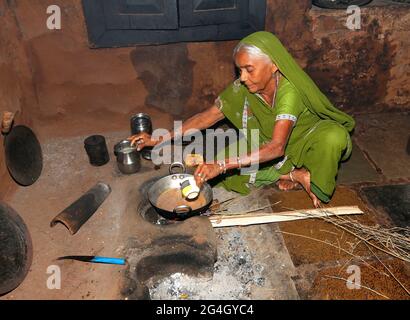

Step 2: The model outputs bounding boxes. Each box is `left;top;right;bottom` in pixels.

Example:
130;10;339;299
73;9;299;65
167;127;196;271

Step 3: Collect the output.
4;125;43;186
0;202;33;296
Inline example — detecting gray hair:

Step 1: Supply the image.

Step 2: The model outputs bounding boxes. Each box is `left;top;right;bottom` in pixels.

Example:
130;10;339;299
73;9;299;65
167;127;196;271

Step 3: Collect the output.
233;42;272;65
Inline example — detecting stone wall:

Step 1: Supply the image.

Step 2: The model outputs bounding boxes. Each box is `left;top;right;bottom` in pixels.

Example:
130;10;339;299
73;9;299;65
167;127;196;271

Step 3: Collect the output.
267;0;410;114
307;2;410;113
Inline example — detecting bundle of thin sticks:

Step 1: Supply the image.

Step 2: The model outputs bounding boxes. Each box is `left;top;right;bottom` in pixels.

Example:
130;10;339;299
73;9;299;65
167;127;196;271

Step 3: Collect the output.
299;207;410;263
213;196;410;263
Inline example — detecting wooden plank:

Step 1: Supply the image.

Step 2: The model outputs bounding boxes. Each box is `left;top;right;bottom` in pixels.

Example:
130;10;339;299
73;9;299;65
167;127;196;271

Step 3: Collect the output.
209;206;364;228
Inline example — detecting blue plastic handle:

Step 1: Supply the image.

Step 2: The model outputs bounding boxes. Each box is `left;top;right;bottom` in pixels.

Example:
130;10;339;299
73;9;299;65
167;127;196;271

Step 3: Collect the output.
90;256;126;265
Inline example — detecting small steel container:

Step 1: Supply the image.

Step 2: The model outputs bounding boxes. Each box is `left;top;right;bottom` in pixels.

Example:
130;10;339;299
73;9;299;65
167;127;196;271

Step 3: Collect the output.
130;113;153;160
113;140;141;174
130;113;153;135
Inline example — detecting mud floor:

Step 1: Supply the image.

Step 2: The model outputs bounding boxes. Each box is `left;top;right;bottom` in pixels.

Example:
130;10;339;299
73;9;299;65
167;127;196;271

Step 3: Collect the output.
1;111;409;300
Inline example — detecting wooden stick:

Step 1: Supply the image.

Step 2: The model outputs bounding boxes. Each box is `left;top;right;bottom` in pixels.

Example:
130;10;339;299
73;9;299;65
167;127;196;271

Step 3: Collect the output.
1;111;15;134
209;206;363;228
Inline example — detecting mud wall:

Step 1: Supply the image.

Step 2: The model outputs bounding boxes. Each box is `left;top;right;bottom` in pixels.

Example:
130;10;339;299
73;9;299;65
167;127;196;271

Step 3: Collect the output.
3;0;239;140
0;1;38;199
3;0;410;139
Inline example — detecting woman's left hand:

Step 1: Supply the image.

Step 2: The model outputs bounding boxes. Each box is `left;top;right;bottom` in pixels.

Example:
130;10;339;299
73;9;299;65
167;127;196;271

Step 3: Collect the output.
194;163;221;187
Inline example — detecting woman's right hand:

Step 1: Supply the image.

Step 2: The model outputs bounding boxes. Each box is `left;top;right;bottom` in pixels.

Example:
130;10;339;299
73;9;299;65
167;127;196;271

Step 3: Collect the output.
127;132;157;151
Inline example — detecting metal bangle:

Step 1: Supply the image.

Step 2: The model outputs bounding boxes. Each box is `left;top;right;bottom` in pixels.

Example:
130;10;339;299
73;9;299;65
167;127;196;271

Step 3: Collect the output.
217;162;224;174
289;170;295;182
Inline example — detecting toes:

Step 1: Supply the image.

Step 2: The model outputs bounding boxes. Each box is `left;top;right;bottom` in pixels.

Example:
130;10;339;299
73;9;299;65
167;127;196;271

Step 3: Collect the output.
310;194;321;208
279;181;292;191
277;180;287;191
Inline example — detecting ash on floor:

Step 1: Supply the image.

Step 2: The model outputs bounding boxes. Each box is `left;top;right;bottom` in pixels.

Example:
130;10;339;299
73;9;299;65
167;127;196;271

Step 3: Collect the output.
148;187;299;300
148;228;266;300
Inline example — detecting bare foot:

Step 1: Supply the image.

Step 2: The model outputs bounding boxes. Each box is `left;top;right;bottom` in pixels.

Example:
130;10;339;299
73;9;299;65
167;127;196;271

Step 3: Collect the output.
277;179;300;191
290;168;322;208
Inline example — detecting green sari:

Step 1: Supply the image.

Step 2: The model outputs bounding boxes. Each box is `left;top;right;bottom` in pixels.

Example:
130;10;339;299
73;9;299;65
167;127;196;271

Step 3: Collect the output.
213;31;355;203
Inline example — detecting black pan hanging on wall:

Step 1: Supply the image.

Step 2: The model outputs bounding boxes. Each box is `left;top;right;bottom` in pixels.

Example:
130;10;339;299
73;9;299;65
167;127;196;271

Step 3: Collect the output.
312;0;373;9
4;125;43;186
0;202;33;296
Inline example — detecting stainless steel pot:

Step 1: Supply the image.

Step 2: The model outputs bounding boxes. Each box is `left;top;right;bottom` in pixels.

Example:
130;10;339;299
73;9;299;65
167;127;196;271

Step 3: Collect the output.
131;113;153;161
130;113;153;135
114;140;141;174
148;162;213;220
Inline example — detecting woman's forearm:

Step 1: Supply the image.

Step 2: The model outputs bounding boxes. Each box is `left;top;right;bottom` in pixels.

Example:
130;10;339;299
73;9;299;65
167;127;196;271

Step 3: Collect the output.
156;105;224;145
179;111;218;135
223;120;292;170
225;143;285;170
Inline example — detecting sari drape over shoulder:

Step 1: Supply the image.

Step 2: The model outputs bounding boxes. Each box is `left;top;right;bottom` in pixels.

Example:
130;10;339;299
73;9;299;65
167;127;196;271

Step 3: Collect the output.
214;31;355;202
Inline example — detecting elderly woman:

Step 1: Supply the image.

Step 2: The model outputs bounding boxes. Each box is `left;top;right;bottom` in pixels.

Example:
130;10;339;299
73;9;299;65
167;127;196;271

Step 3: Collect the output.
129;31;355;208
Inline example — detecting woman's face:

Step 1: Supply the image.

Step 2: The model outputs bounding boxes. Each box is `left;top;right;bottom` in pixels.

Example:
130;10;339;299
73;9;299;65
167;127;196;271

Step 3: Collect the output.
234;50;278;94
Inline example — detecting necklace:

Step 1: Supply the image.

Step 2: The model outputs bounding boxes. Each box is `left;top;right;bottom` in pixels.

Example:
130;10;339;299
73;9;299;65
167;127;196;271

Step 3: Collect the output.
271;72;280;108
259;72;280;108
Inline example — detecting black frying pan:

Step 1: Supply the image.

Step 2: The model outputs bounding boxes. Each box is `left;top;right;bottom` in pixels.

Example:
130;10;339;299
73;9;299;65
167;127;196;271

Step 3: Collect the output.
312;0;373;9
0;202;33;296
4;125;43;186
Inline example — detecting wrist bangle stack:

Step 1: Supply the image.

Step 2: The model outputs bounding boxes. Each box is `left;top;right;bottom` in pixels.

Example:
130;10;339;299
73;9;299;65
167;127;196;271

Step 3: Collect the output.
217;162;223;174
217;160;227;174
289;170;295;182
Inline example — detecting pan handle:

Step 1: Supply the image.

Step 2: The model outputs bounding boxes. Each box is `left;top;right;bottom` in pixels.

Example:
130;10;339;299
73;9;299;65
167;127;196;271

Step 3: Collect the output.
173;205;192;216
169;162;186;175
